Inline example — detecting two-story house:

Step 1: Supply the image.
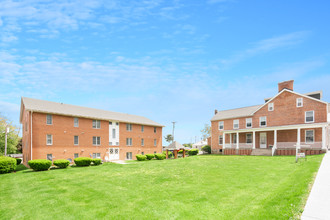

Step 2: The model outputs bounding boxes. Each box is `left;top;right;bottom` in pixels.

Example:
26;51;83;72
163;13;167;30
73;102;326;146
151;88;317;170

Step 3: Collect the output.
19;97;163;165
211;80;329;156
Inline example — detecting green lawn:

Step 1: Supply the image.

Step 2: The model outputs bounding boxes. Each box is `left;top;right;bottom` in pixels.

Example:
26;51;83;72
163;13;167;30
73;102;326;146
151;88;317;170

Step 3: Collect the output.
0;155;323;219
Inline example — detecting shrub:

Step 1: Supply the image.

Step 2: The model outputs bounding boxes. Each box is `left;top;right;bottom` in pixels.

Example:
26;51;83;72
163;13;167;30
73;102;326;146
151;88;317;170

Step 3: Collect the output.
53;159;70;169
92;158;102;165
146;154;155;160
0;156;17;174
162;151;173;158
28;159;52;171
178;150;183;154
74;157;92;167
202;145;211;154
155;153;166;160
16;158;22;165
136;154;147;161
188;149;199;156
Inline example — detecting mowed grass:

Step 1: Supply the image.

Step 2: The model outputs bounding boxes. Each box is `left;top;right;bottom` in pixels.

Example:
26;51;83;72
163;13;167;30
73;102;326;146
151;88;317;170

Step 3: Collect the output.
0;155;323;220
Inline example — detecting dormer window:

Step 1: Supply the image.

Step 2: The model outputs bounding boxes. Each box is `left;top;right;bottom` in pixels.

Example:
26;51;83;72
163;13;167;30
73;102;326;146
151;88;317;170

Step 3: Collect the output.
268;103;274;111
219;121;224;130
305;111;314;123
233;120;239;129
297;98;303;107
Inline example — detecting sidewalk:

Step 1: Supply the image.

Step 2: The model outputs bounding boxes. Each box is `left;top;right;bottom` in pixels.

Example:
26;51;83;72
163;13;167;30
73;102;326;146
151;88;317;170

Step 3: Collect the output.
301;152;330;220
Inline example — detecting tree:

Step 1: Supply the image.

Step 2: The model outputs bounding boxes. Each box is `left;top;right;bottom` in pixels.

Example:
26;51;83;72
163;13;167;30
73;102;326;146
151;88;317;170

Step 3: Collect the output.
164;134;173;143
200;124;211;140
183;143;192;148
0;115;21;156
202;145;211;154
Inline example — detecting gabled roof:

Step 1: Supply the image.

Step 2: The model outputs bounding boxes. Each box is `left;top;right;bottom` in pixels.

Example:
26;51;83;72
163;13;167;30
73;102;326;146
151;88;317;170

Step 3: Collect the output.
20;97;164;127
192;140;207;146
165;141;186;150
211;105;261;121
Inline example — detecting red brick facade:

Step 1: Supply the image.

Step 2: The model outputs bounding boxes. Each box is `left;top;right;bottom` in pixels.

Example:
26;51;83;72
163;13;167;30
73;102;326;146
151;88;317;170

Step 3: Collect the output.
21;111;162;165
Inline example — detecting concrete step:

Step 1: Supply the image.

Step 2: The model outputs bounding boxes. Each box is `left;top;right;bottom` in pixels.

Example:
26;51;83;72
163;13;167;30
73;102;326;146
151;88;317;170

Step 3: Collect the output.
251;149;272;156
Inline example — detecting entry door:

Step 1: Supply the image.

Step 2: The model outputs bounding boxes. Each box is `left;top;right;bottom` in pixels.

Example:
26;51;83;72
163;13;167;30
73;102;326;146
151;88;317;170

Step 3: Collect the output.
260;133;267;149
109;148;120;160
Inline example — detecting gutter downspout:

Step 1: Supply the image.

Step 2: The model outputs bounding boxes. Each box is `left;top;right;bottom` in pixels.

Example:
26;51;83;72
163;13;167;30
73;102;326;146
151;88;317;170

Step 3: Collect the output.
30;111;33;160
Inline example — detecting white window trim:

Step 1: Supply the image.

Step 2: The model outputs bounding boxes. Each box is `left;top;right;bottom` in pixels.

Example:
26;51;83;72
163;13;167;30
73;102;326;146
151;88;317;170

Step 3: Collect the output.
141;138;144;146
246;118;252;128
154;139;157;146
233;120;239;129
259;116;267;127
46;114;52;125
154;127;157;133
219;121;224;130
246;133;252;144
296;98;303;107
93;136;101;146
305;130;314;144
219;135;223;145
305;111;315;123
74;118;79;127
126;138;132;146
46;134;53;145
141;125;144;132
74;136;79;145
93;120;101;129
126;123;132;131
268;103;274;111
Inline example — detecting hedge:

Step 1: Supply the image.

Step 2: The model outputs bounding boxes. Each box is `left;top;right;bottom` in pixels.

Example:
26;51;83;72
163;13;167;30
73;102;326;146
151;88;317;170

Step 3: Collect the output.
162;151;173;158
155;153;166;160
202;145;211;154
74;157;92;167
92;158;102;165
188;149;199;156
146;154;155;160
0;156;17;174
28;159;52;171
16;158;22;165
53;159;70;169
136;154;147;161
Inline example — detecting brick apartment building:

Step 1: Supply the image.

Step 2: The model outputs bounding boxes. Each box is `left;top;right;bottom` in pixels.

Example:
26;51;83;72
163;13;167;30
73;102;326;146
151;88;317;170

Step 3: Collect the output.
20;97;163;165
211;80;330;156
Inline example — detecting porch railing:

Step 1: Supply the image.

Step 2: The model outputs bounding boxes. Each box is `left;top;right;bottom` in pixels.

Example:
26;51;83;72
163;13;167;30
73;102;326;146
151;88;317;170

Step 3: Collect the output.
224;143;253;149
276;142;322;149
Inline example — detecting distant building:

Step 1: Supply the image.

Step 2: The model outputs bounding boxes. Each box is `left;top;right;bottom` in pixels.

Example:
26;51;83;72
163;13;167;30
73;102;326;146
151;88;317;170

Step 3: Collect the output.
192;140;207;151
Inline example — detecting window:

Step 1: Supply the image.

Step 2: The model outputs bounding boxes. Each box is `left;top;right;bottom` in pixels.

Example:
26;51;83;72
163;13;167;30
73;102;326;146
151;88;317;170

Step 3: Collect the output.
233;120;239;129
141;138;144;146
233;133;237;144
141;125;144;132
116;142;119;145
126;152;132;160
74;153;79;159
46;134;53;145
154;151;157;154
246;118;252;128
126;123;132;131
112;128;116;138
74;117;79;127
219;135;223;145
126;138;132;146
46;114;52;125
154;139;157;146
116;122;119;126
259;116;267;127
93;120;101;129
268;103;274;111
154;127;157;133
141;152;144;155
219;121;224;130
74;136;79;145
297;98;303;107
93;153;101;158
93;136;101;146
305;111;314;123
305;130;314;143
246;133;252;144
47;154;53;161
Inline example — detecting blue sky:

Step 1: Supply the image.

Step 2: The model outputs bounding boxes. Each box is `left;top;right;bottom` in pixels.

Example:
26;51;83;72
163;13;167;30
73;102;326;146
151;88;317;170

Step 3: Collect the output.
0;0;330;144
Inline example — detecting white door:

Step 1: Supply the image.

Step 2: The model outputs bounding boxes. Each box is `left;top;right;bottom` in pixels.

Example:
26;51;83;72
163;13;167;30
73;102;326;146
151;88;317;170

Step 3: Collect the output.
260;133;267;149
109;148;120;160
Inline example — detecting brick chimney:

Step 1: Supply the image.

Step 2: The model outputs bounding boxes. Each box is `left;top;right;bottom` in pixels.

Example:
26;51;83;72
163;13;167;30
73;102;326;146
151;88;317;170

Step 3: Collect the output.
215;109;218;115
278;80;294;92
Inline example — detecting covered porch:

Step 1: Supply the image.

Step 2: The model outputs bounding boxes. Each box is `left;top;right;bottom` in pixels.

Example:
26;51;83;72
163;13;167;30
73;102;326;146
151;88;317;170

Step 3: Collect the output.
222;123;327;156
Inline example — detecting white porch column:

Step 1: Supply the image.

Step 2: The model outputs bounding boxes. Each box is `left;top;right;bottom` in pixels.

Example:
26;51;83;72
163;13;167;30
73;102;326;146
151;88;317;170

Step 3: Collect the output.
253;131;256;149
322;126;326;150
274;129;277;149
230;133;232;148
236;132;239;149
297;128;301;149
223;132;226;149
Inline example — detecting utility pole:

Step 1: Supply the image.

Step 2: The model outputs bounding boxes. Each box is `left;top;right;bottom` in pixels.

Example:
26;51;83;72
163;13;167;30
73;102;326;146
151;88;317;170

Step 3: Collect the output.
171;122;176;143
5;125;9;156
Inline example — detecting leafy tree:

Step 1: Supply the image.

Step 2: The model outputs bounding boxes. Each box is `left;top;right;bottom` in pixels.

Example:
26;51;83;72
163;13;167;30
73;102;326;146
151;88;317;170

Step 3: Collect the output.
200;124;211;140
0;116;20;155
164;134;173;143
202;145;211;154
183;143;192;148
